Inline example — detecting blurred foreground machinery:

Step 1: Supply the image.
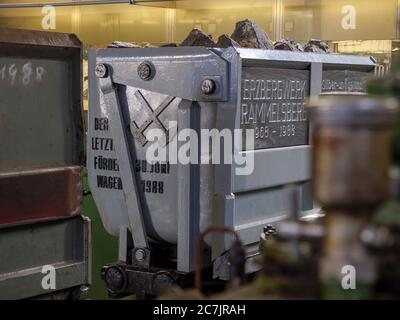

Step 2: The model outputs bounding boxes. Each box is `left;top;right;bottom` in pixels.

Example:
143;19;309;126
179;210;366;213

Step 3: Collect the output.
217;95;400;300
88;26;377;297
310;96;398;298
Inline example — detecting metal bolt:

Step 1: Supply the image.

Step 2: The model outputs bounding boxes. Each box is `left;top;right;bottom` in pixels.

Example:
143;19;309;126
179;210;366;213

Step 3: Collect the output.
263;224;277;235
137;62;153;80
135;248;146;261
80;285;89;293
201;79;216;95
79;285;90;299
95;63;107;78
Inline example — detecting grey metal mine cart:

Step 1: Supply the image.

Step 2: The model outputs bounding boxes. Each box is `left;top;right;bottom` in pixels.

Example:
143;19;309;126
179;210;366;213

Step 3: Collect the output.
88;46;375;297
0;29;90;300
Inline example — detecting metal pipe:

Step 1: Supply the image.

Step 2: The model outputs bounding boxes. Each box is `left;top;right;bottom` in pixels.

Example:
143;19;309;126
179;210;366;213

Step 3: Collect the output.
0;0;170;9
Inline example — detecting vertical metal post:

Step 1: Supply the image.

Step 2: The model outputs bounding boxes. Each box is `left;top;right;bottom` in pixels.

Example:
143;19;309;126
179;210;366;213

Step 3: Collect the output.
177;100;201;272
302;62;323;212
98;68;149;253
309;62;323;145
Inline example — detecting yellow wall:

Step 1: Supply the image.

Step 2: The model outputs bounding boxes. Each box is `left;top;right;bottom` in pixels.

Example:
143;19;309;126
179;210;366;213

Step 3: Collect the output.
1;0;397;110
0;0;398;47
320;0;398;40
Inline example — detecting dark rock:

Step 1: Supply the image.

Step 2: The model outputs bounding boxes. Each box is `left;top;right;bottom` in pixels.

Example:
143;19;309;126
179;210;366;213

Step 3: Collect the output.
216;34;240;48
274;39;304;52
108;41;141;48
304;39;330;53
231;19;274;49
161;43;178;47
180;28;215;47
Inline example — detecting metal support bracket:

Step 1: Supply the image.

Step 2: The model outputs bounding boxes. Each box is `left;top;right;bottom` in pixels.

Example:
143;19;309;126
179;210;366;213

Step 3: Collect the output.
97;63;150;267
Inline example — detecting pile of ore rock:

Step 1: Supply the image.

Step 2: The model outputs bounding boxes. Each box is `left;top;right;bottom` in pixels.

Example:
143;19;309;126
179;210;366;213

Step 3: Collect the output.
108;18;330;54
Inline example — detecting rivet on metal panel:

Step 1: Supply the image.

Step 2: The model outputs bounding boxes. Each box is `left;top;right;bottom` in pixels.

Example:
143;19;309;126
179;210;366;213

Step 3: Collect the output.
134;248;147;261
137;62;154;81
263;224;277;236
201;79;216;95
95;63;108;78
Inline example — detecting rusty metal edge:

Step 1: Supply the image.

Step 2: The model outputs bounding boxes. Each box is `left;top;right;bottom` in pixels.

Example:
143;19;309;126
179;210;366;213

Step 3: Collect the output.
0;27;81;48
0;165;82;177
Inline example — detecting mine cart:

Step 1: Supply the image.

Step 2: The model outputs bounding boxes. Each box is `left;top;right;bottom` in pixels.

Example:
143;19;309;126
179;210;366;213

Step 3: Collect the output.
0;28;90;299
88;45;375;297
